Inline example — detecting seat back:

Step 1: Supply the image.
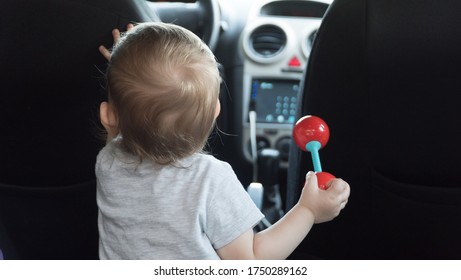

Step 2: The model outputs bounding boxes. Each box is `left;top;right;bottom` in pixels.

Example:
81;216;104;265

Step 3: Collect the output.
0;0;157;259
287;0;461;259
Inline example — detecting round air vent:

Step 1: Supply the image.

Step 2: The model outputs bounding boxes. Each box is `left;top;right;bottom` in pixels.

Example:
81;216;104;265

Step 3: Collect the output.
308;30;318;48
250;24;287;58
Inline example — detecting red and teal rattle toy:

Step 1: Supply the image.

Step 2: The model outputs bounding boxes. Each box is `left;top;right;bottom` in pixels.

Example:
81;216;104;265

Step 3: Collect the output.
293;115;335;190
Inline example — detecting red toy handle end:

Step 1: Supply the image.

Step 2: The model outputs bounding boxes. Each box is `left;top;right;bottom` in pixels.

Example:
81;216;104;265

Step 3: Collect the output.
316;171;335;190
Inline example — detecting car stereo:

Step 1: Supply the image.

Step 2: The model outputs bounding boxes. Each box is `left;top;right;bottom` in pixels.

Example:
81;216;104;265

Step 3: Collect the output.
249;78;300;124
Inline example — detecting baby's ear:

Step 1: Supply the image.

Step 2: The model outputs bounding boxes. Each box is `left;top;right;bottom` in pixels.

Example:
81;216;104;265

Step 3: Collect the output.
214;99;221;118
100;102;119;141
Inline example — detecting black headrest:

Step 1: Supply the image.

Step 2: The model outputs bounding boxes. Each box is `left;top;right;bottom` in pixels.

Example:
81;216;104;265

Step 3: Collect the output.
0;0;156;187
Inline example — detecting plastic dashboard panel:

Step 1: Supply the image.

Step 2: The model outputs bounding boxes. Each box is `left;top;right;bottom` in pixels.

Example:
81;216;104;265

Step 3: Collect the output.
239;0;330;166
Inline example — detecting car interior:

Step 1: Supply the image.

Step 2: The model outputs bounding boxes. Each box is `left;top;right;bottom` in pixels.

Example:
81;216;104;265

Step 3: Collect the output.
0;0;460;260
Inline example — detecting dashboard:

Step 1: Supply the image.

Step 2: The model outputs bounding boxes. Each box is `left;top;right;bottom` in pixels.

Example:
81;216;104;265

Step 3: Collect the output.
151;0;332;183
238;0;329;166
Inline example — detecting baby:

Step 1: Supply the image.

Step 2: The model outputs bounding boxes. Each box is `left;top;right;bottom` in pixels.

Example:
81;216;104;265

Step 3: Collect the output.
96;22;350;259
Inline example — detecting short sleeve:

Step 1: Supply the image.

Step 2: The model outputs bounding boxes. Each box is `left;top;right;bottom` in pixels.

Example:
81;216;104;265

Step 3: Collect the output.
205;163;264;250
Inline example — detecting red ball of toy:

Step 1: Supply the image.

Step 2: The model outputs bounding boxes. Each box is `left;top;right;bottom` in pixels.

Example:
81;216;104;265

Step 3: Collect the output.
316;171;335;190
293;115;330;152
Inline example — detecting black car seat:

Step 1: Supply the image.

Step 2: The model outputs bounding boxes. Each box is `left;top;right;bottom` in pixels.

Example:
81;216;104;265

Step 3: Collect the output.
0;0;158;259
287;0;461;259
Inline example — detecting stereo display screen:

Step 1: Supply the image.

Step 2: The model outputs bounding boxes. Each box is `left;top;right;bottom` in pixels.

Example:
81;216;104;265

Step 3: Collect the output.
249;79;300;124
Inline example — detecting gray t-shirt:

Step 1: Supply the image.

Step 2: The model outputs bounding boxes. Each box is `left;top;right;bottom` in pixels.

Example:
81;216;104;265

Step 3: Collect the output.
96;139;264;259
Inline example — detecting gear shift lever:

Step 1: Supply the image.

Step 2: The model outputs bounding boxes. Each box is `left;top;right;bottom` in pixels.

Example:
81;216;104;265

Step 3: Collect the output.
257;149;280;187
258;148;284;225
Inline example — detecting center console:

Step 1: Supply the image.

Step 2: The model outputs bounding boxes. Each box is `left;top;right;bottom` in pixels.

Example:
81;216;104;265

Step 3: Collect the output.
239;0;328;168
242;77;301;165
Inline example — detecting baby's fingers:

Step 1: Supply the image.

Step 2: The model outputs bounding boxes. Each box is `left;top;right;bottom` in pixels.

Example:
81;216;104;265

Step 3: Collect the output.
327;178;350;194
99;25;134;62
126;23;135;31
112;28;121;42
327;179;350;204
305;171;318;189
99;45;111;61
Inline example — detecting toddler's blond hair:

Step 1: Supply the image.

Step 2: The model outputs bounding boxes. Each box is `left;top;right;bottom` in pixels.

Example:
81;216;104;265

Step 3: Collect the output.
106;22;221;164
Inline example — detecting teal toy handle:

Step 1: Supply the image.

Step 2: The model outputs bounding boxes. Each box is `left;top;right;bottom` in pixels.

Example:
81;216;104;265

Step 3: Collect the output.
305;141;322;172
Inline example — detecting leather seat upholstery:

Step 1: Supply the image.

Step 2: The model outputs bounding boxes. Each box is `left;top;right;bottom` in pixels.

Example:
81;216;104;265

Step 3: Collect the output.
287;0;461;259
0;0;158;259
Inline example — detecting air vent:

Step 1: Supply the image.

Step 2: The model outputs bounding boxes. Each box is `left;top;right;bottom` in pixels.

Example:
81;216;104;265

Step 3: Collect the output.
302;29;318;58
250;24;287;58
308;30;318;48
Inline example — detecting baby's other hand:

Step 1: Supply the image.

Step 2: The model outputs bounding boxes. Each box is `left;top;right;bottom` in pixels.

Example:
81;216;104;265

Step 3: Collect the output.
298;171;350;223
99;23;135;61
